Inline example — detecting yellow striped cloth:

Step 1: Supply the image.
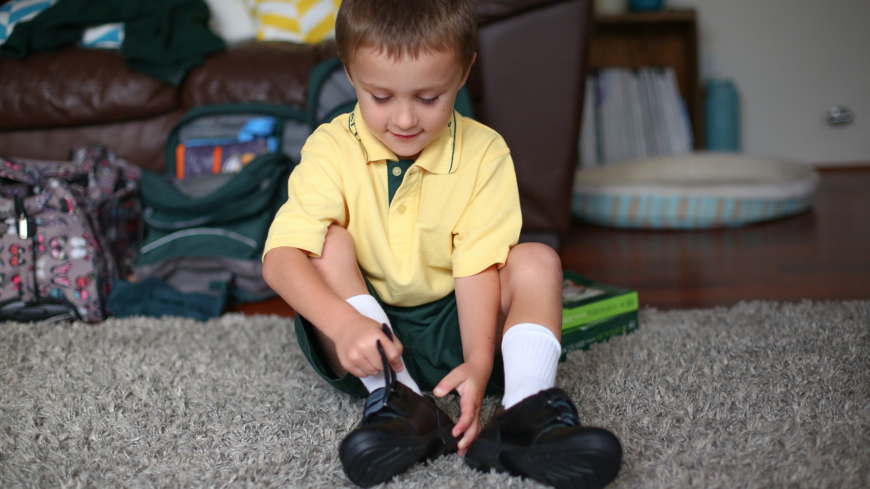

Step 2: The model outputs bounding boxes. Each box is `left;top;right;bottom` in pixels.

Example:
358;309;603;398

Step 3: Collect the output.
248;0;341;44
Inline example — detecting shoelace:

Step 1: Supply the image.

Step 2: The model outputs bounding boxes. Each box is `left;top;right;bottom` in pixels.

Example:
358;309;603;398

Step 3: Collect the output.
361;324;403;421
376;324;397;399
544;394;581;427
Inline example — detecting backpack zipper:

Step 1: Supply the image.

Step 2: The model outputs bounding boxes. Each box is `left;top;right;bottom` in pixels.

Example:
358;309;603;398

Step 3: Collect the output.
139;228;258;254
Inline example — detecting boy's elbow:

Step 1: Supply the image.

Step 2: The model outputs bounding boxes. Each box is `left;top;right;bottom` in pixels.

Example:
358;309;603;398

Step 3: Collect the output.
262;254;276;287
262;249;285;289
262;246;306;289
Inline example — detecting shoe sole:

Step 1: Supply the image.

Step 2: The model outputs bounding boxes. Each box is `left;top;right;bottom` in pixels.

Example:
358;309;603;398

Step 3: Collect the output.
465;428;622;489
340;424;459;487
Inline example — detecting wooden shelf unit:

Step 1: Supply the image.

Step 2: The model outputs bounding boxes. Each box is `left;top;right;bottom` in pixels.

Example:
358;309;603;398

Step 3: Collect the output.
589;8;703;148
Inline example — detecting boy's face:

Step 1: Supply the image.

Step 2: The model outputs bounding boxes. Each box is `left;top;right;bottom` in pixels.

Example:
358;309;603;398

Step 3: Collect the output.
346;47;474;160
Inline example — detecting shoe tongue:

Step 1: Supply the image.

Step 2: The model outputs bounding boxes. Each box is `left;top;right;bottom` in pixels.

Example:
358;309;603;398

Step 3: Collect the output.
497;390;581;444
363;387;389;418
362;383;408;422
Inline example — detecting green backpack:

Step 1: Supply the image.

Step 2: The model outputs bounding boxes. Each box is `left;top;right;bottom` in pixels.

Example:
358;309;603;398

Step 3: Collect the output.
134;103;307;302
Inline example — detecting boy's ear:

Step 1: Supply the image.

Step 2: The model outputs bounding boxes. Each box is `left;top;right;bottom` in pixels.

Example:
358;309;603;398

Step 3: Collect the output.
460;52;477;86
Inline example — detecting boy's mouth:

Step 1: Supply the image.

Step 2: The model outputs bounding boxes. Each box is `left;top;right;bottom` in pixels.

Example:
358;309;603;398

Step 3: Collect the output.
391;131;421;141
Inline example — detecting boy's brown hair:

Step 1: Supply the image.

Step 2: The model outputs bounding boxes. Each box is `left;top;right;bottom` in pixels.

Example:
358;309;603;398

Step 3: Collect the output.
336;0;477;74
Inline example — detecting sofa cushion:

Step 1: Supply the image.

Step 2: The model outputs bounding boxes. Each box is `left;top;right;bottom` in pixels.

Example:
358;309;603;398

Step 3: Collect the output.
0;46;179;130
182;40;337;109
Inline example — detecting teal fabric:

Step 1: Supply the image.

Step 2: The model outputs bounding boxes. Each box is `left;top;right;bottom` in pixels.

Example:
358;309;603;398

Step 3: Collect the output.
135;103;305;304
387;159;414;205
141;153;288;223
453;82;475;120
137;152;292;265
0;0;224;85
107;277;226;321
294;275;506;398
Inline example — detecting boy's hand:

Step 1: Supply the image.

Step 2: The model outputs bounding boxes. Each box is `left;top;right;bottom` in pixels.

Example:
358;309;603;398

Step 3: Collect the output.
433;360;492;456
334;317;404;378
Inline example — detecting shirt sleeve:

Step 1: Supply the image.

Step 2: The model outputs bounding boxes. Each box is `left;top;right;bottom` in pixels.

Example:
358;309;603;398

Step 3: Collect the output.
451;148;523;277
263;144;347;259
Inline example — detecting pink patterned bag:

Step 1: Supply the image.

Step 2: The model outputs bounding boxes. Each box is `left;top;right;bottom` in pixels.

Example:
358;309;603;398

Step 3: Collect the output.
0;146;141;322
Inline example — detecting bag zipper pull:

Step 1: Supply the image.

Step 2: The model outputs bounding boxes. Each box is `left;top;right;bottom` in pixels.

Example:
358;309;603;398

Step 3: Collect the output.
14;196;32;240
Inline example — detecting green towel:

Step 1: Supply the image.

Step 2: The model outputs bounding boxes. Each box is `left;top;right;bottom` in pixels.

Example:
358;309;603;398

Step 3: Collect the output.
0;0;225;85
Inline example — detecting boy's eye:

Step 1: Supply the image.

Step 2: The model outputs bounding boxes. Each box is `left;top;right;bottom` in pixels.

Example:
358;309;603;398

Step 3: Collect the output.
372;95;391;104
419;96;439;105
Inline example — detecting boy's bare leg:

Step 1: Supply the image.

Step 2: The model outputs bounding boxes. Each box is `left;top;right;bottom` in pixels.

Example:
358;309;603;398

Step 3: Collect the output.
308;225;370;376
497;242;563;341
496;242;564;408
309;225;421;393
467;242;623;488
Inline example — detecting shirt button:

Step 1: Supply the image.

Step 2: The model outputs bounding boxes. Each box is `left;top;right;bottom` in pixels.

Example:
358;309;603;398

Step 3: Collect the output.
397;204;406;214
392;166;402;176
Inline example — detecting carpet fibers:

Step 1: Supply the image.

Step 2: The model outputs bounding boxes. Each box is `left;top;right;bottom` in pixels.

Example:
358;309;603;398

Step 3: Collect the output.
1;301;868;488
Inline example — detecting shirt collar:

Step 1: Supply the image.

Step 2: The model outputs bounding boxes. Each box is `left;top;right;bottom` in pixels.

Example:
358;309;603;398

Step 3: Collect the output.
347;104;460;175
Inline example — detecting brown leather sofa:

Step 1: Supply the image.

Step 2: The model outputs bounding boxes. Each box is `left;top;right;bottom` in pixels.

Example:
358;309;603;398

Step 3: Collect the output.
0;0;592;248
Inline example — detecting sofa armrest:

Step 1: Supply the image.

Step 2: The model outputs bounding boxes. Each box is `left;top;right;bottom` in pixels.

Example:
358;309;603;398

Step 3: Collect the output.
473;0;593;238
476;0;573;24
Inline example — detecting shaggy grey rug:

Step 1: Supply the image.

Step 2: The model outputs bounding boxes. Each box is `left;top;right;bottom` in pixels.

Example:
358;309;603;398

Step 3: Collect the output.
1;301;868;488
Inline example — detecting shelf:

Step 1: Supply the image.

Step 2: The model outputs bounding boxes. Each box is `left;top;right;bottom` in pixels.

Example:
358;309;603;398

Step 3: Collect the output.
589;8;703;148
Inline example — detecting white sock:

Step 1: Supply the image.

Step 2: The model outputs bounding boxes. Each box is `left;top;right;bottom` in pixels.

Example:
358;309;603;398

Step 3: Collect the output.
345;294;422;395
501;323;561;409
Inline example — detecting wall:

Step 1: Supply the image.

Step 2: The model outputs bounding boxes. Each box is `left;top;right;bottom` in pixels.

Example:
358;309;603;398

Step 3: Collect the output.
667;0;870;165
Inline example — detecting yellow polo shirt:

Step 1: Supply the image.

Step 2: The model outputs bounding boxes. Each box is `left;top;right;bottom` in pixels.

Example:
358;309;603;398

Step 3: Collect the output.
264;105;522;307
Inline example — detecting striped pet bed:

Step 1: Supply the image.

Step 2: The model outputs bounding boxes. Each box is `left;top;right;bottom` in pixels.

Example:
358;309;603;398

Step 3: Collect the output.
572;154;819;229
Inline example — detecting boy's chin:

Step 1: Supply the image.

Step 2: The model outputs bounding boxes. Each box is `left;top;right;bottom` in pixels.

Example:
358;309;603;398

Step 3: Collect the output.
386;142;424;160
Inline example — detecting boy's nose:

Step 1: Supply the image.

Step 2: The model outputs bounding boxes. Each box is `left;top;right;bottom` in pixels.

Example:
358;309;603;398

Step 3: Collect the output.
393;103;416;130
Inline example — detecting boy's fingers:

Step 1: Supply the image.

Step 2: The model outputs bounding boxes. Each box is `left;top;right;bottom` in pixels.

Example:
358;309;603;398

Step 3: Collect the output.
356;355;381;377
344;348;377;377
458;417;480;454
432;368;463;398
453;405;473;438
387;334;405;371
453;392;480;440
390;332;403;354
378;333;405;372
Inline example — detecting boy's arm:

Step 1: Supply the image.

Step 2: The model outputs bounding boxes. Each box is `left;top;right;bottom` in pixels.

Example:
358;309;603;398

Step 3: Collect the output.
263;246;403;377
434;264;500;455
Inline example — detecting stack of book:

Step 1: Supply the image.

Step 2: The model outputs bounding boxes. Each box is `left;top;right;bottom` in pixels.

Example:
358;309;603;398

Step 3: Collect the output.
560;270;639;355
580;67;693;167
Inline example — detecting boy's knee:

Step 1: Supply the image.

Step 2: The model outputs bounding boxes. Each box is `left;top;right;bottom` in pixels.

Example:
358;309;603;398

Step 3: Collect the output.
506;243;562;282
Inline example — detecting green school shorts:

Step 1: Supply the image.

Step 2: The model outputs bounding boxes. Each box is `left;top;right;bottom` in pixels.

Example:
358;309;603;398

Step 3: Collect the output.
294;279;505;398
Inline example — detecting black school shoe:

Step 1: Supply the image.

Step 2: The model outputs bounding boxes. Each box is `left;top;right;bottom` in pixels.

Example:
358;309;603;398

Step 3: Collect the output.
339;327;460;487
465;388;622;489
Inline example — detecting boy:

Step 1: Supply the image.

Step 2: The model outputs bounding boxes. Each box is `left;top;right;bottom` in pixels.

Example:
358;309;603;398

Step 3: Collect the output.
262;0;622;487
